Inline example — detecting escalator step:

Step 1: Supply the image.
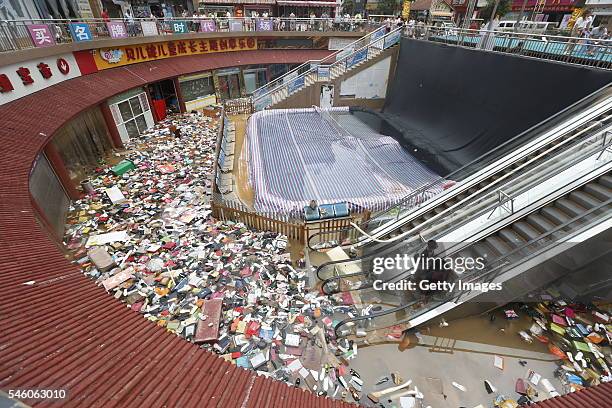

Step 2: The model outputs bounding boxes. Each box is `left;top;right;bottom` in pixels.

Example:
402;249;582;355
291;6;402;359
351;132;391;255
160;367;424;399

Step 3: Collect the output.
422;212;434;220
484;236;513;255
600;175;612;189
471;242;497;261
526;213;557;233
433;206;445;215
556;198;587;217
584;183;612;201
443;199;456;208
570;191;602;208
512;221;542;241
498;228;528;247
541;207;572;225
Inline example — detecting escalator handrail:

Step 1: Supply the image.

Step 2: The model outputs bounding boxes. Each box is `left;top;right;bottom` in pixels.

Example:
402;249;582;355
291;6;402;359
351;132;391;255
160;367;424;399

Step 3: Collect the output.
307;83;612;250
323;144;612;295
334;192;612;337
316;118;612;282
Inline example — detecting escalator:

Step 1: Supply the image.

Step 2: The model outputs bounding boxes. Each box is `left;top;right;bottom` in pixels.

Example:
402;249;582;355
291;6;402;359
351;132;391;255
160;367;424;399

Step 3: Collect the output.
316;104;612;295
333;172;612;337
308;85;612;253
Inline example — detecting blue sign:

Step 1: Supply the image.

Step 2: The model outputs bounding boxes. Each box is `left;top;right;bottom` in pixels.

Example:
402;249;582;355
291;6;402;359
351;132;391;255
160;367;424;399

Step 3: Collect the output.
287;76;305;94
256;19;273;31
171;21;189;34
384;31;401;49
346;48;367;68
371;27;386;41
317;66;330;81
254;95;272;111
69;23;93;42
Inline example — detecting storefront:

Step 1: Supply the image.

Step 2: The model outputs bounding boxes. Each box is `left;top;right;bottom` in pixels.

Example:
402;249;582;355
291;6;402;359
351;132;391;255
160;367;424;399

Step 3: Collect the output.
509;0;579;25
107;88;156;143
587;1;612;30
30;153;70;237
276;1;339;18
215;67;244;99
50;106;115;183
198;0;275;17
179;72;217;110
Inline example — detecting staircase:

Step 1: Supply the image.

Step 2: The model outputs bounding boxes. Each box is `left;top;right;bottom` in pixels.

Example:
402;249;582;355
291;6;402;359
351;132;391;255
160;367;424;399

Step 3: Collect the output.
252;26;403;111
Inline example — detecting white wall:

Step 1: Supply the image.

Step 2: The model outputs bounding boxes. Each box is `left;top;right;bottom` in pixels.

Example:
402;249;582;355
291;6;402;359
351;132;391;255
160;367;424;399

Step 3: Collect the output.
340;56;391;99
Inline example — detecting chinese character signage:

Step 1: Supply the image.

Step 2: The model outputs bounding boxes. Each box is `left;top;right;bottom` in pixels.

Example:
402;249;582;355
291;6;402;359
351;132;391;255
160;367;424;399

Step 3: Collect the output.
1;53;82;105
107;21;128;39
256;19;273;31
200;20;216;32
172;21;189;34
69;23;93;42
27;24;55;48
93;38;258;70
141;21;159;36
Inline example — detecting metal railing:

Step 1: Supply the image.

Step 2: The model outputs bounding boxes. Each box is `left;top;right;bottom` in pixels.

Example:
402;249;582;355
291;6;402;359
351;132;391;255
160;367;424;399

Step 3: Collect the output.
409;24;612;70
307;84;612;251
251;25;402;110
0;17;383;52
334;182;612;337
318;116;612;294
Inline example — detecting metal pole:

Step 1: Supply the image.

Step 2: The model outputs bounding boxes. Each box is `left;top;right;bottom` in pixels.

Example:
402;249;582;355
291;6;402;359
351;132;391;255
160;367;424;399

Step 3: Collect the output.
462;0;477;29
515;0;528;31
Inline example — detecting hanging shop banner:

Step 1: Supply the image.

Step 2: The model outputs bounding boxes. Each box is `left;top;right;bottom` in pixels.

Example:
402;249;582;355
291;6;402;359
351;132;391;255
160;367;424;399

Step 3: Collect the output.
92;38;258;70
256;19;273;31
27;24;56;48
402;0;411;19
346;48;367;68
566;8;583;31
171;21;189;34
107;21;128;39
200;20;216;32
384;30;401;49
141;21;159;36
69;23;93;42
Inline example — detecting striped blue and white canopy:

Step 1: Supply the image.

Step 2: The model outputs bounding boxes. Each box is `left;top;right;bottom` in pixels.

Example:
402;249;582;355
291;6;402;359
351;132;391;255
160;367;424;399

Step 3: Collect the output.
246;107;443;218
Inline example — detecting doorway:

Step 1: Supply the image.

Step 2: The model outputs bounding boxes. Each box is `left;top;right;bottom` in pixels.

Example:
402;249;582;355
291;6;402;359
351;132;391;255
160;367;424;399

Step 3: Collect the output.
216;68;242;100
320;84;334;109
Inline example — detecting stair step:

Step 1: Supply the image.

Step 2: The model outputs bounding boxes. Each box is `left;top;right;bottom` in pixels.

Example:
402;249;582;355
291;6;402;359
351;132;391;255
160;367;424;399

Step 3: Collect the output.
570;191;602;208
555;198;586;217
526;213;557;233
512;221;542;241
541;207;571;225
600;175;612;189
584;183;612;201
498;228;527;247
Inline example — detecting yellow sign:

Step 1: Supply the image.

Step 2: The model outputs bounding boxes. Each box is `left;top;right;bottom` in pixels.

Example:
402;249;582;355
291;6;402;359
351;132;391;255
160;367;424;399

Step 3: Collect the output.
93;37;258;70
402;1;411;19
567;8;583;31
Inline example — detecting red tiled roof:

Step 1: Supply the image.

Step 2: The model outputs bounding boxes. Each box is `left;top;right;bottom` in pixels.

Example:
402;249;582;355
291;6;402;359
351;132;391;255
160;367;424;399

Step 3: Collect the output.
0;48;360;408
531;383;612;408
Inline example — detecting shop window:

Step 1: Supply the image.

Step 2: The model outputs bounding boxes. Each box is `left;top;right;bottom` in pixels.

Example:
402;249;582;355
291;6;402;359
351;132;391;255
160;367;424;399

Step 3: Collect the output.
180;74;215;102
111;93;153;139
30;153;70;238
243;68;268;95
51;106;113;184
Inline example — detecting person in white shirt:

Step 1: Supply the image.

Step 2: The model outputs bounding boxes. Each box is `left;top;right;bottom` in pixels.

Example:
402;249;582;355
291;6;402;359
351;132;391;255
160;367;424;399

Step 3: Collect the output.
566;11;592;54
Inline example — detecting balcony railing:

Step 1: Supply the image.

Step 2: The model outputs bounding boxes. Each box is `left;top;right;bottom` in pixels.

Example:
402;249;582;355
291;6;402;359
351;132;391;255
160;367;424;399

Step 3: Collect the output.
411;24;612;70
0;17;383;52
